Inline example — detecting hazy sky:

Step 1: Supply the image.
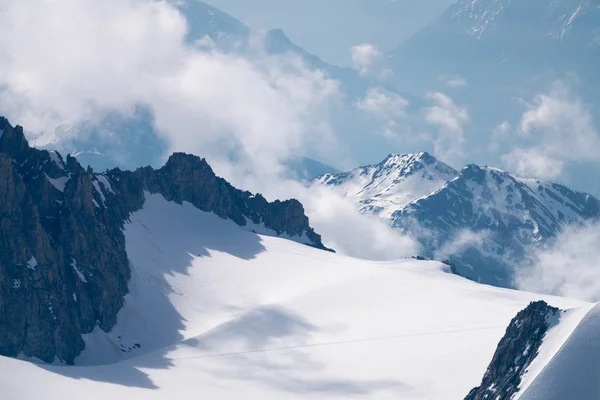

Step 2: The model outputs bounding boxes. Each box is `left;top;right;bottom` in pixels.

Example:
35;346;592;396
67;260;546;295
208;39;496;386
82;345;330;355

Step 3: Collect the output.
203;0;455;66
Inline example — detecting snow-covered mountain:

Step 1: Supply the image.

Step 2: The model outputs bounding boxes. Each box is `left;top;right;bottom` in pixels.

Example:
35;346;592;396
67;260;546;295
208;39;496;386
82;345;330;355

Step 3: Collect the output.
313;153;600;286
1;119;596;400
313;152;457;219
0;116;327;364
391;0;600;91
389;0;600;197
0;183;586;399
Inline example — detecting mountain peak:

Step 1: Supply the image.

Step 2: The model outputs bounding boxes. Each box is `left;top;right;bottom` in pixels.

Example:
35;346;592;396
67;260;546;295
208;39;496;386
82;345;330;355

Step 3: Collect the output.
0;118;31;162
313;152;458;218
384;151;439;166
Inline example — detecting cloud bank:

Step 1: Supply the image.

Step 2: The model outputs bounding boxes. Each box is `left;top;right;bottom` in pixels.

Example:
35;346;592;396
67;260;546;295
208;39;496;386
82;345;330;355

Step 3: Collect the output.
0;0;420;261
516;221;600;302
0;0;340;177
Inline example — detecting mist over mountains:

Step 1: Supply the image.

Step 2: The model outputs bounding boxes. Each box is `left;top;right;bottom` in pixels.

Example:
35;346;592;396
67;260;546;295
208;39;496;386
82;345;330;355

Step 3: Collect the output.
1;1;600;399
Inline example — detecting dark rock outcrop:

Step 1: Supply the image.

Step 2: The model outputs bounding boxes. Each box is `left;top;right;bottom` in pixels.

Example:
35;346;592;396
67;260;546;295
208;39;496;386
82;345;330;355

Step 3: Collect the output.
465;301;560;400
0;117;327;364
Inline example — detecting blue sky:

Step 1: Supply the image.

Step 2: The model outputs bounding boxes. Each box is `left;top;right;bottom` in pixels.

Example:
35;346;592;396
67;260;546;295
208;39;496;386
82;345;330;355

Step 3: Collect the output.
203;0;455;66
1;0;599;197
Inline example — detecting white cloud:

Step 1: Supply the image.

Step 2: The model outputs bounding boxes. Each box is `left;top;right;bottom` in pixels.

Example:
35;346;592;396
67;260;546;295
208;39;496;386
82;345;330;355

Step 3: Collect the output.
291;184;421;260
350;43;391;80
0;0;341;177
502;84;600;179
434;230;489;261
488;121;512;153
516;221;600;302
439;74;468;88
356;87;408;118
351;44;381;76
424;92;469;164
355;87;423;141
502;147;564;179
0;0;421;262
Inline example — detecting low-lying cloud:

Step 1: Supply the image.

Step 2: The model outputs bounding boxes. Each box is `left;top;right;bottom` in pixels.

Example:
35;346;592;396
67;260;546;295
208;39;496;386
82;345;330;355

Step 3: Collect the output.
516;221;600;302
434;230;490;262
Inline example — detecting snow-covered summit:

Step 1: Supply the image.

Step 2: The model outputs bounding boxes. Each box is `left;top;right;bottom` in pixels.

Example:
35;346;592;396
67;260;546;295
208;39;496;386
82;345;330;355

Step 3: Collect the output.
314;152;600;287
313;152;457;219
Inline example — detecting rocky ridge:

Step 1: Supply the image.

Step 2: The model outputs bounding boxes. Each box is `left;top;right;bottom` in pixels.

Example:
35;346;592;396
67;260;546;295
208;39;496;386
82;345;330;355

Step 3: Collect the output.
466;301;561;400
0;116;326;364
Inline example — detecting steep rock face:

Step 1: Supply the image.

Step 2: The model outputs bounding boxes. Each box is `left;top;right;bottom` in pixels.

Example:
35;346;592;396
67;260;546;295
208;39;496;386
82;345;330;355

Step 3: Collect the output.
121;152;327;248
0;117;326;364
0;117;130;364
466;301;560;400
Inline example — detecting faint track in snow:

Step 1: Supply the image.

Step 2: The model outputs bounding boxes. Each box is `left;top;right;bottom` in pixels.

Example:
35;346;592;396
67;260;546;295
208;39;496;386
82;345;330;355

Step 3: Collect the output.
173;325;506;361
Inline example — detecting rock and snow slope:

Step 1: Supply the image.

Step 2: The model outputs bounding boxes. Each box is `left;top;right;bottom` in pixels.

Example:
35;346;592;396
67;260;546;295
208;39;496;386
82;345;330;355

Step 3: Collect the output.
0;192;587;400
0;116;326;364
466;300;599;400
517;302;600;400
313;153;600;287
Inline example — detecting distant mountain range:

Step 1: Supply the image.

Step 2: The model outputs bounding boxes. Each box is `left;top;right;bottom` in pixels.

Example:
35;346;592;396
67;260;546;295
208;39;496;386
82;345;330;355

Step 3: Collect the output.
390;0;600;94
29;0;412;175
313;151;600;286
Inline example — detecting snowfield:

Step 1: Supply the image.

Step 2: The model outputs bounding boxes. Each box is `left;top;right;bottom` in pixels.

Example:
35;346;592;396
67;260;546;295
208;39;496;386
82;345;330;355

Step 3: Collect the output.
0;194;591;399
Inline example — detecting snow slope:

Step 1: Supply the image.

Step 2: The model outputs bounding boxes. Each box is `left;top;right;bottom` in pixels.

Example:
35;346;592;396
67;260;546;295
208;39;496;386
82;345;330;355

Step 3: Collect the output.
518;302;600;400
514;303;595;398
0;193;587;399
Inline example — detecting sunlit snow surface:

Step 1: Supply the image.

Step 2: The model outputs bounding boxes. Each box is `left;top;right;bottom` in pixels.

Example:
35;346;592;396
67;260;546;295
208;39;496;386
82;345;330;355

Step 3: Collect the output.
518;302;600;400
0;193;588;399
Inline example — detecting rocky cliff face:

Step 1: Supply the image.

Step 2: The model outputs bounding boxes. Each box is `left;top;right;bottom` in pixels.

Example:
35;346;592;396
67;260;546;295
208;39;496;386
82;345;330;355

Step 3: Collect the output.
0;117;327;364
465;301;560;400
